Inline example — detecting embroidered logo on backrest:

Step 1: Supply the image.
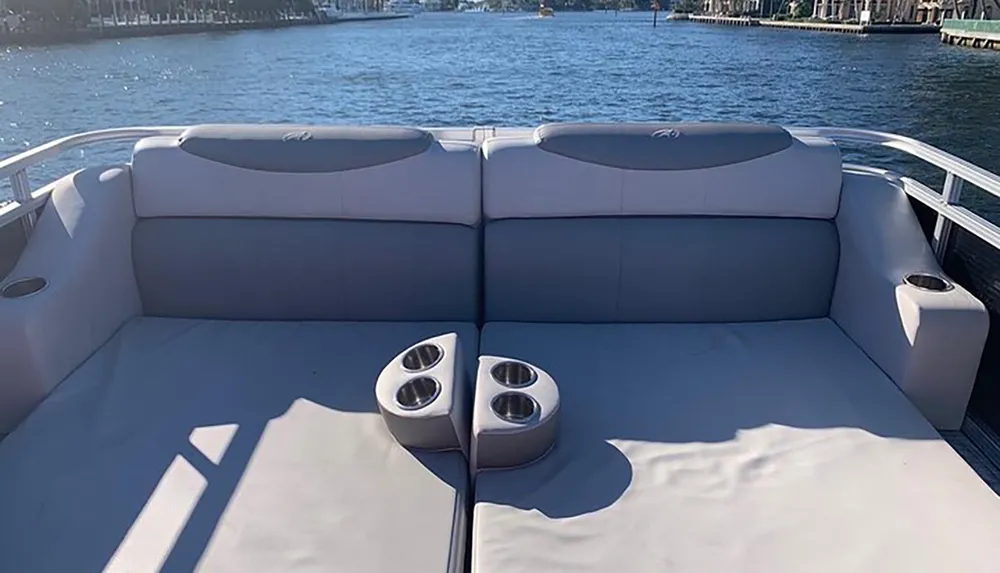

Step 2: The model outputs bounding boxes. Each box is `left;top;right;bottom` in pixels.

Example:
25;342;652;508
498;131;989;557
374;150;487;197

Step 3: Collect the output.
651;128;681;140
282;131;313;142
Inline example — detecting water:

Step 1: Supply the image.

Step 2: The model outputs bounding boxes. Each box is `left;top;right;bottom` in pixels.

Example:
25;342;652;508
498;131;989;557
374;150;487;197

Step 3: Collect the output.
1;12;999;204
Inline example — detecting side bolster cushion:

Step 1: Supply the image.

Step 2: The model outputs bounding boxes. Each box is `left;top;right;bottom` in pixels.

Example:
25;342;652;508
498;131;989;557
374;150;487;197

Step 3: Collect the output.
830;171;988;429
0;167;140;433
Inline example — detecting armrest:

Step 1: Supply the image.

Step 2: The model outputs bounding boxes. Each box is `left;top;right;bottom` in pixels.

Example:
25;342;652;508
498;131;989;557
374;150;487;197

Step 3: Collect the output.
0;166;140;433
830;170;988;430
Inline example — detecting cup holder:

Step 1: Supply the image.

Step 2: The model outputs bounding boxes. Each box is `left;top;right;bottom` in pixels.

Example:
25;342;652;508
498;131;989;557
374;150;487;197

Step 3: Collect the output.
491;392;537;424
1;277;47;299
490;361;536;388
401;344;443;372
905;273;953;292
395;377;441;410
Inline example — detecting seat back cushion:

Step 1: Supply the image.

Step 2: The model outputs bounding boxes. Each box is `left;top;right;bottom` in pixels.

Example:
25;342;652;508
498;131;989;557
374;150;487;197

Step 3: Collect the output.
483;123;843;221
482;123;843;323
485;217;838;323
133;218;478;321
130;125;480;321
131;125;480;224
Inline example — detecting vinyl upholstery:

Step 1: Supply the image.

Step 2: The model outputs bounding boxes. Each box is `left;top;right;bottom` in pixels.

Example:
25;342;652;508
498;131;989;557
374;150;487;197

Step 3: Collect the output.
133;218;479;321
0;123;995;573
0;318;478;573
129;126;482;321
485;216;838;322
131;130;481;225
482;124;842;220
472;321;1000;573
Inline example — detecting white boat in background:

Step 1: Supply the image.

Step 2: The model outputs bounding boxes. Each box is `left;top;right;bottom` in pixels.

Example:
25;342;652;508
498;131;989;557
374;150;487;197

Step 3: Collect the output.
1;123;1000;572
387;0;424;14
314;1;342;20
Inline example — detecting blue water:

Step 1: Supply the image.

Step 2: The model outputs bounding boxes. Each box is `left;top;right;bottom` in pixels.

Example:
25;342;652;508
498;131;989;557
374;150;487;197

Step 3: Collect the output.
1;12;999;201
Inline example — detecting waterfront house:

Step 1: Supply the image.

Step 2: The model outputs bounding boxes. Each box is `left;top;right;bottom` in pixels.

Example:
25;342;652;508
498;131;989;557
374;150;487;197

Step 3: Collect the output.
812;0;915;21
936;0;998;19
702;0;762;16
812;0;997;21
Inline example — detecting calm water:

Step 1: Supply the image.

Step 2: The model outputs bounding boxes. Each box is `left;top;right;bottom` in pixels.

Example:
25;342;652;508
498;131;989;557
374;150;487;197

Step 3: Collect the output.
1;12;999;201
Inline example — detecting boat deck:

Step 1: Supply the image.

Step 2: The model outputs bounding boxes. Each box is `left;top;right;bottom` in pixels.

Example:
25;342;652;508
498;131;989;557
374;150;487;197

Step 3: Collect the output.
943;417;1000;494
3;123;1000;571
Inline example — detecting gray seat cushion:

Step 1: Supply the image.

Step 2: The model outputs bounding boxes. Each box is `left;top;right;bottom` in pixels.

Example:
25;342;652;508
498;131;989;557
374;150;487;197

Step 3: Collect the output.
485;217;838;322
133;218;480;322
0;318;477;573
473;320;1000;573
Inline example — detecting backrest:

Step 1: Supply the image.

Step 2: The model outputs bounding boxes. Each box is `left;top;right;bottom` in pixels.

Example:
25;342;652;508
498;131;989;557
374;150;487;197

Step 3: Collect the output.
482;123;844;323
130;125;481;321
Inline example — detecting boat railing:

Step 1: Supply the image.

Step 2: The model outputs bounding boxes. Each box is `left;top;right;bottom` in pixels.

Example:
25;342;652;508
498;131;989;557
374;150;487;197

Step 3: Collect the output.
0;127;186;234
788;126;1000;262
2;125;1000;269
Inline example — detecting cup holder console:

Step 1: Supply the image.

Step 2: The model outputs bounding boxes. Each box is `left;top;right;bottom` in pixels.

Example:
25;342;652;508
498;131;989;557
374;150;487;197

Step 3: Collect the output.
491;392;537;423
375;333;469;455
905;273;953;292
396;377;441;410
1;277;47;299
491;361;536;388
402;343;443;372
472;355;560;473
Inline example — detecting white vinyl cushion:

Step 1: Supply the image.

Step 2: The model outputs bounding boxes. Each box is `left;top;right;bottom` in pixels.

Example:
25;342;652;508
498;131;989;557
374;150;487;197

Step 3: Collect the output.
131;136;481;225
831;169;988;429
473;320;1000;573
0;166;141;434
482;134;842;219
0;318;477;573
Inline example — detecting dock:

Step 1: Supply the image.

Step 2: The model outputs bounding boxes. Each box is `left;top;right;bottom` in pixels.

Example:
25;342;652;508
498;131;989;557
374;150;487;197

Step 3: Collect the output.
684;14;939;35
0;13;408;47
941;19;1000;50
762;20;938;34
687;15;758;26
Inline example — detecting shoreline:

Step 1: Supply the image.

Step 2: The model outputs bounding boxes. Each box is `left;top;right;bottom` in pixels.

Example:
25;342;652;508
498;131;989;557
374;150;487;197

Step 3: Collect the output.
678;14;940;35
0;13;408;48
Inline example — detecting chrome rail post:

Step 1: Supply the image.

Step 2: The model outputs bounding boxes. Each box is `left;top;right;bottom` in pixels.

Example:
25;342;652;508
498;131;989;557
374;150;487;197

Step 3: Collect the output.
473;126;497;144
9;170;35;237
934;172;965;261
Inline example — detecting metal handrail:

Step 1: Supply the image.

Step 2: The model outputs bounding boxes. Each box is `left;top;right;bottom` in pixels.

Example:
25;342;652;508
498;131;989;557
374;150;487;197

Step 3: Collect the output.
787;126;1000;258
0;127;186;232
787;127;1000;203
2;124;1000;264
0;127;186;181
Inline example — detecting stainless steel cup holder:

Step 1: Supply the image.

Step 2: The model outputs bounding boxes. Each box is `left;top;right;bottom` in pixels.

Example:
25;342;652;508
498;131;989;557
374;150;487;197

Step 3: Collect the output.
1;277;47;299
402;344;443;372
395;377;441;410
491;392;537;424
905;273;953;292
490;361;536;388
